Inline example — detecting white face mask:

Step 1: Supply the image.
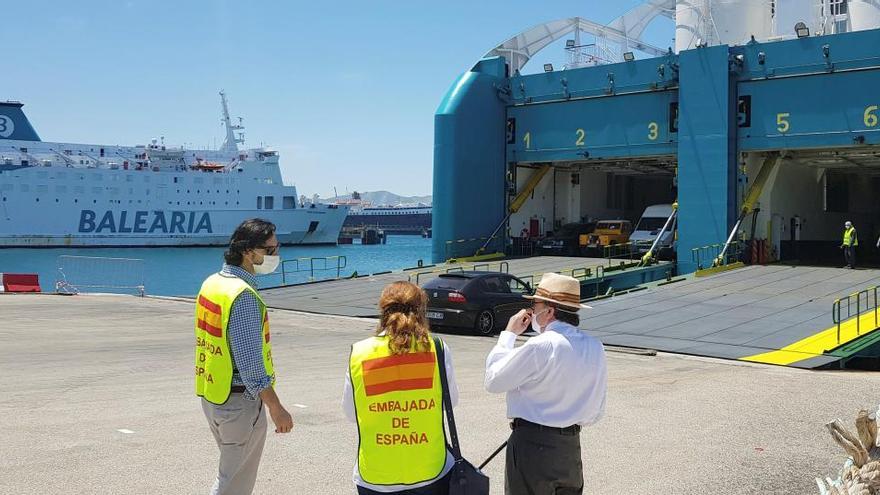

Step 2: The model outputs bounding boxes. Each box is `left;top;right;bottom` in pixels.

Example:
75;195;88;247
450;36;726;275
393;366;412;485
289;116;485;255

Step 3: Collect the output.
253;254;280;275
531;308;549;333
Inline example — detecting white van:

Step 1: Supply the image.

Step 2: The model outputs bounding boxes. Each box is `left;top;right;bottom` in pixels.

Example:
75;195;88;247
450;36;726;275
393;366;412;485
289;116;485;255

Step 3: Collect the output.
631;204;676;256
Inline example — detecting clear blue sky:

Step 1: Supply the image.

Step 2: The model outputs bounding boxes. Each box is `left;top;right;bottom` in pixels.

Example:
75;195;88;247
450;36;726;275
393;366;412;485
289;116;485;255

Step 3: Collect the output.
7;1;672;198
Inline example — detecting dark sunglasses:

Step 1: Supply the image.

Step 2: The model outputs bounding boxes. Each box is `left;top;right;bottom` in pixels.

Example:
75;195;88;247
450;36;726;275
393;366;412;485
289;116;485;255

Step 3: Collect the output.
257;244;279;255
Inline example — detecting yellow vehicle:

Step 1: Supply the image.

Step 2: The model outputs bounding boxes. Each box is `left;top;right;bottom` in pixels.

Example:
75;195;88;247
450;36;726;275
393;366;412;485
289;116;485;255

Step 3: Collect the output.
581;220;632;251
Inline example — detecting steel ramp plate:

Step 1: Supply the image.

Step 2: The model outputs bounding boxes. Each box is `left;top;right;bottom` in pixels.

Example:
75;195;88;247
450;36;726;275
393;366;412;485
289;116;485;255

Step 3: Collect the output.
578;265;880;369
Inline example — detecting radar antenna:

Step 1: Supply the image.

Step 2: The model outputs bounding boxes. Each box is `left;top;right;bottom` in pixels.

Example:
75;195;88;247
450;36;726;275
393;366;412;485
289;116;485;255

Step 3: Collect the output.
219;90;245;152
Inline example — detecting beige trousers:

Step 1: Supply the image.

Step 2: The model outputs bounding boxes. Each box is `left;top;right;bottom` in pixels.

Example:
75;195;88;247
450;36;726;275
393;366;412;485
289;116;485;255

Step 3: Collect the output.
202;394;268;495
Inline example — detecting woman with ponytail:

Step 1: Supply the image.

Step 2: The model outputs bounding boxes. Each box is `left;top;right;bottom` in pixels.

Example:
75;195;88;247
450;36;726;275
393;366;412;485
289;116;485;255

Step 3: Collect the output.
343;281;458;494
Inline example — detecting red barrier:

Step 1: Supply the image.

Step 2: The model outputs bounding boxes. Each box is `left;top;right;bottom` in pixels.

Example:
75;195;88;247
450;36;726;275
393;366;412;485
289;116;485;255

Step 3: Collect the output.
2;273;41;293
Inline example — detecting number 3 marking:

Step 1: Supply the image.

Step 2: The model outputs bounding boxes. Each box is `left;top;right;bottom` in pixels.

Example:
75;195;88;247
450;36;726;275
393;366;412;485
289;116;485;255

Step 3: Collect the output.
575;128;585;146
0;115;13;138
777;113;790;133
647;122;659;141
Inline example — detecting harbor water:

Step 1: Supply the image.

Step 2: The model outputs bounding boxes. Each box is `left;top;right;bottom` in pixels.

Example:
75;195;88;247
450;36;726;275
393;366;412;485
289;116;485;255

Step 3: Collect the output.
0;235;431;296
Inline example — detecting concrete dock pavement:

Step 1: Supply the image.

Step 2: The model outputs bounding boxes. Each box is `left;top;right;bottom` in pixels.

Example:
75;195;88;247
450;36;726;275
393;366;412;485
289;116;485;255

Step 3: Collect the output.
0;293;877;494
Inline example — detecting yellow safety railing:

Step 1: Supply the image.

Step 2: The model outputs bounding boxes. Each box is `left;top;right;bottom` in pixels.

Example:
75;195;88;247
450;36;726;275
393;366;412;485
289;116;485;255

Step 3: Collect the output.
832;286;880;344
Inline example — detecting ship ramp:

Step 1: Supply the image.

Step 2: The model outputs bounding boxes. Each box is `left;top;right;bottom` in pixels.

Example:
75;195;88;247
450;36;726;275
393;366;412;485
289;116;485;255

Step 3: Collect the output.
580;264;880;369
260;255;672;318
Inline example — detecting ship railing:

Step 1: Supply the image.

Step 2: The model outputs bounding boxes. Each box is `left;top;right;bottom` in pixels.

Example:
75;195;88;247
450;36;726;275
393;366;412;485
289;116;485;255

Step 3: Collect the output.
55;255;145;296
278;256;348;285
603;241;640;265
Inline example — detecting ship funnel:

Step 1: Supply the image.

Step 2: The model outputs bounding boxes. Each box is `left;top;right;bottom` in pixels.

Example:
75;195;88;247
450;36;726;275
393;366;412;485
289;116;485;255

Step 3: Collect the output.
0;101;42;141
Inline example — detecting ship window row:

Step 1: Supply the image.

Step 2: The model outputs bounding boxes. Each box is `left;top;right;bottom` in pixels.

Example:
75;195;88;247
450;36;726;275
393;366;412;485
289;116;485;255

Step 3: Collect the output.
14;172;242;186
12;183;246;197
255;196;297;210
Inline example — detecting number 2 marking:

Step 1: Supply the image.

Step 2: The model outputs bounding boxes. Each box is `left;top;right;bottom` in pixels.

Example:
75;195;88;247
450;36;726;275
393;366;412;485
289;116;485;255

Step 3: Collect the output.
575;128;585;146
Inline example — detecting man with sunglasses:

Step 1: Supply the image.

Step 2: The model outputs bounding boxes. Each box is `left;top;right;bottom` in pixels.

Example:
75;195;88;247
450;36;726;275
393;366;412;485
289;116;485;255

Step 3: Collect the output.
195;218;293;495
484;272;607;495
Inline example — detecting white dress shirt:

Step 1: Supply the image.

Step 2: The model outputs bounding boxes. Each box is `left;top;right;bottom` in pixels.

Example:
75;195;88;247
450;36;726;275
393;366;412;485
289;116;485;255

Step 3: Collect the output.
342;336;458;493
484;320;607;427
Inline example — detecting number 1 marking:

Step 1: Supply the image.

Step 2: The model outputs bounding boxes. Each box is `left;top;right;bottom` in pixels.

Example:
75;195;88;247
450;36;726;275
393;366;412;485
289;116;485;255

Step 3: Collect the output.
523;132;531;149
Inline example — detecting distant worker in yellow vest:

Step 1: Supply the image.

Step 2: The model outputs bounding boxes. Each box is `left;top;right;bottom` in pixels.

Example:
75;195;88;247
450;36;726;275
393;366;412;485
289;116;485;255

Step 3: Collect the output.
842;221;859;269
343;281;458;495
196;218;293;495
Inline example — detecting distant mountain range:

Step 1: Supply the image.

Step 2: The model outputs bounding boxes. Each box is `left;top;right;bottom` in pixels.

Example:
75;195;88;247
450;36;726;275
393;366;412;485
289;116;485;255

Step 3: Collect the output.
322;190;432;206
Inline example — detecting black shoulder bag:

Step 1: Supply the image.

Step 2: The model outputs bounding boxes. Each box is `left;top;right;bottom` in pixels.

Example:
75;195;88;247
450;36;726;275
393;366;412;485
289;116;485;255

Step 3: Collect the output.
434;336;490;495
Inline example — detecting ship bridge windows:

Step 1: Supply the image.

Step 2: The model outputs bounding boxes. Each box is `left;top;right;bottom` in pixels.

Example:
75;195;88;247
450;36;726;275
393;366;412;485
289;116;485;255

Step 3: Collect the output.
283;196;295;209
257;196;263;209
264;196;274;210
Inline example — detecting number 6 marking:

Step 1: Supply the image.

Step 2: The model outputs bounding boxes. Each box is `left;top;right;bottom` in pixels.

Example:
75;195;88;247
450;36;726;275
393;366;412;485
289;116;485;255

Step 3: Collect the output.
575;128;585;146
777;113;790;133
648;122;659;141
865;105;879;128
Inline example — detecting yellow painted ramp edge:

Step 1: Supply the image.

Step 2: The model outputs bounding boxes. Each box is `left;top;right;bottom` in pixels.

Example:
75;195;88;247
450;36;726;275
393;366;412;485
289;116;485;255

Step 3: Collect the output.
740;311;880;366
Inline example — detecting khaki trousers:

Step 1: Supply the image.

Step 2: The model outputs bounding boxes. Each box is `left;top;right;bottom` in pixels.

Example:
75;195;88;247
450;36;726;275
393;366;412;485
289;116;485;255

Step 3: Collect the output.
202;394;267;495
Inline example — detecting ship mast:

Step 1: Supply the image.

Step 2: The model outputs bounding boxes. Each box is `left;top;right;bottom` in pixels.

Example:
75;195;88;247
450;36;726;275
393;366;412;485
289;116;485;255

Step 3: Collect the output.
219;90;244;152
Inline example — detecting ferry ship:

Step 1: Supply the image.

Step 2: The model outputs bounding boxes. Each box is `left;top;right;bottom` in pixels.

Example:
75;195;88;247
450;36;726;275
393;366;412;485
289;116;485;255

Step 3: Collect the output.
0;92;347;247
339;193;432;235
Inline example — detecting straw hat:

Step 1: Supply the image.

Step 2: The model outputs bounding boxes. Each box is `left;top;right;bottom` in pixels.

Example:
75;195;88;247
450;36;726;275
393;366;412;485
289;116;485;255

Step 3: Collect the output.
523;272;592;310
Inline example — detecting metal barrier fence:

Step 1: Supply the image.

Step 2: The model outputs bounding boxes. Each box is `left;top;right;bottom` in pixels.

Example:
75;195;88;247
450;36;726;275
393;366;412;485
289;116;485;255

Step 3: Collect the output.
55;255;145;296
603;242;639;265
832;286;879;344
409;260;510;285
691;241;743;270
279;256;347;284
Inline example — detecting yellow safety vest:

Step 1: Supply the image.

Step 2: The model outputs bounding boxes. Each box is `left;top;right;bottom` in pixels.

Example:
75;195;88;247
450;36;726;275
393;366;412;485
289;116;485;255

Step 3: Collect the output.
844;227;859;247
195;273;275;405
349;336;446;486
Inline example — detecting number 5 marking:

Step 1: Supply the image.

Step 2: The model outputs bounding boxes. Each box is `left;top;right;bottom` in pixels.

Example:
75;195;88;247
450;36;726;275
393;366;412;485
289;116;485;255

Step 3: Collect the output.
523;132;531;149
647;122;659;141
777;113;790;133
865;105;879;128
575;128;585;146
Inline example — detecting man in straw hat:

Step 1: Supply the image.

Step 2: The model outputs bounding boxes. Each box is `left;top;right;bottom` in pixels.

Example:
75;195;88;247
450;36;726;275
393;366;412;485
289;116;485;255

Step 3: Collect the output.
484;272;607;495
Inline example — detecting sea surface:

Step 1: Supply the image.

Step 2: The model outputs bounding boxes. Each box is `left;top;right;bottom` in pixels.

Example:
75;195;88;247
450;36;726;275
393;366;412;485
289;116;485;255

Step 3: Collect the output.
0;236;432;296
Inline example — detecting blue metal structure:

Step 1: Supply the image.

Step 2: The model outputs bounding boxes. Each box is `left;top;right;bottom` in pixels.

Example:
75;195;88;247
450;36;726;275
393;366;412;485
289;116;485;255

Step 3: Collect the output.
433;28;880;272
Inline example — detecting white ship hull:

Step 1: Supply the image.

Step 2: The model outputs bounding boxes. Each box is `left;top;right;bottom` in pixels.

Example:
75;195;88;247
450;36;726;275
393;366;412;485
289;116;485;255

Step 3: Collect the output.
0;96;349;247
